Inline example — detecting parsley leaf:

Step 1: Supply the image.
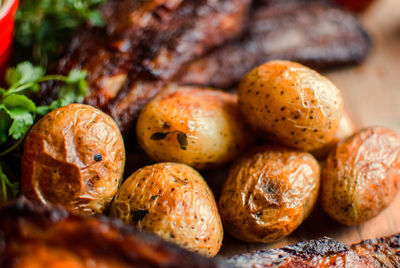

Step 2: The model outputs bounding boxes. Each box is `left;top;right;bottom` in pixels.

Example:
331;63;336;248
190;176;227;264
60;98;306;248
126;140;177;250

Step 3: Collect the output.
0;109;12;145
6;108;35;140
5;62;45;88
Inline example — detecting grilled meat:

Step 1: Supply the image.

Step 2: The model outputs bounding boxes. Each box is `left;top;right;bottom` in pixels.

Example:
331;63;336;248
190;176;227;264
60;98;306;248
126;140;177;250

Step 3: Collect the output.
55;0;250;132
227;235;400;267
1;198;400;268
0;197;229;268
178;0;371;89
50;0;371;132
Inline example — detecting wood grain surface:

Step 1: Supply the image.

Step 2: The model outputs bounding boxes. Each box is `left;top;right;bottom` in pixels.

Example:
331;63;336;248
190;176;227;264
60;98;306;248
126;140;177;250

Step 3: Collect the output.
219;0;400;256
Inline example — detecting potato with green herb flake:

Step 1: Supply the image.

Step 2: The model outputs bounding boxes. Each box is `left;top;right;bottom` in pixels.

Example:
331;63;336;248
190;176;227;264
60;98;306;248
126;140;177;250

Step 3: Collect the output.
238;60;343;151
21;104;125;215
110;162;223;257
136;86;250;170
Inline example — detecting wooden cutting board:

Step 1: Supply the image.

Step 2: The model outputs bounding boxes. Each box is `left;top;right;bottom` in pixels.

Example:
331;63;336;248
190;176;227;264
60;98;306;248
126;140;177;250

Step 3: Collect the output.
220;0;400;256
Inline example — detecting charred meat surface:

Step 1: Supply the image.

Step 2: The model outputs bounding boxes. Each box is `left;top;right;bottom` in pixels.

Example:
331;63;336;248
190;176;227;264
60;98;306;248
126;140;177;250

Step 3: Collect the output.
178;0;371;89
227;235;400;267
0;197;229;268
54;0;250;132
1;198;400;267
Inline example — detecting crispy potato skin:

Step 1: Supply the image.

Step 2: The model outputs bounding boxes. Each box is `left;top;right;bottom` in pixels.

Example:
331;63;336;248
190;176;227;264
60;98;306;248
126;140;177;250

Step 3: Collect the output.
22;104;125;215
311;110;356;159
110;163;223;257
238;60;343;151
219;146;320;243
321;127;400;225
136;86;250;170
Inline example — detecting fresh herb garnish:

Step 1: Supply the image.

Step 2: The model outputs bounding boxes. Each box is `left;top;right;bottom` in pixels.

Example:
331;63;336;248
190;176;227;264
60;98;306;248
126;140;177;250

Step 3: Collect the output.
14;0;106;67
0;61;87;202
150;131;189;150
176;132;188;150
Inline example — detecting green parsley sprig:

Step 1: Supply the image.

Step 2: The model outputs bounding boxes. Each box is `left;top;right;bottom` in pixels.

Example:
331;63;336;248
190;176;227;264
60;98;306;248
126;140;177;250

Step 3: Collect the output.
14;0;106;67
0;62;87;202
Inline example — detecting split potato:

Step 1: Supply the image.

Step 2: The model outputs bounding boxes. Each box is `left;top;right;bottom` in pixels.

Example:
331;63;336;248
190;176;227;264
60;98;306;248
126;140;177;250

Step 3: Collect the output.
321;127;400;225
22;104;125;215
137;86;250;170
219;146;320;243
238;60;343;151
110;162;223;257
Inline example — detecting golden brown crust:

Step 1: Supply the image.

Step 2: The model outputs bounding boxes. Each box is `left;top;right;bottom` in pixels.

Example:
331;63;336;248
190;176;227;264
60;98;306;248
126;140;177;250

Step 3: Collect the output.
110;163;223;257
218;146;320;243
21;104;125;215
238;60;343;151
321;127;400;225
136;86;251;170
311;110;357;159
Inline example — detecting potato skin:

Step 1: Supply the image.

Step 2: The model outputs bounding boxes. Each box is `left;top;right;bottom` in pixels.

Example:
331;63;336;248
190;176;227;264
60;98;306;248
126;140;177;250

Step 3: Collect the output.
218;146;320;243
321;127;400;225
238;60;343;151
22;104;125;215
110;163;223;257
136;86;250;170
311;110;356;159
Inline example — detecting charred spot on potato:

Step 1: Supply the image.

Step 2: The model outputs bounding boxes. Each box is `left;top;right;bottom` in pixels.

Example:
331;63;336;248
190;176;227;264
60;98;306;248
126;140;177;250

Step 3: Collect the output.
133;209;149;223
260;181;282;207
94;154;102;162
163;122;171;129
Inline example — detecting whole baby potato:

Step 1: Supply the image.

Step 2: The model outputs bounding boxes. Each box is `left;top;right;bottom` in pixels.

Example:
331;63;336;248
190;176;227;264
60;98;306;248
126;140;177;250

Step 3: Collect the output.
218;146;320;243
136;86;250;170
22;104;125;215
238;60;343;151
110;162;223;257
321;127;400;225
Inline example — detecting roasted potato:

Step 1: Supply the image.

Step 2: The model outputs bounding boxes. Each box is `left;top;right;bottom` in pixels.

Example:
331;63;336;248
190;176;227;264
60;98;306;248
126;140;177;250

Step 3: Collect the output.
311;110;356;159
136;86;250;170
110;162;223;257
22;104;125;215
238;60;343;151
321;127;400;225
219;146;320;243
